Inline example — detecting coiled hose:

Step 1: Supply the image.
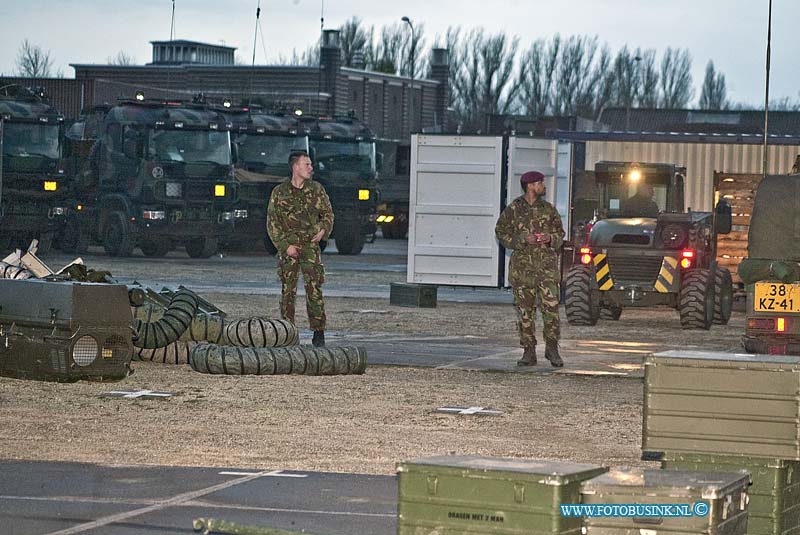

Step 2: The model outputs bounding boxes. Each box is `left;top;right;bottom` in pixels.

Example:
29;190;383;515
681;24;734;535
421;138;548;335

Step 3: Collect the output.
131;289;198;349
0;262;33;280
189;344;367;376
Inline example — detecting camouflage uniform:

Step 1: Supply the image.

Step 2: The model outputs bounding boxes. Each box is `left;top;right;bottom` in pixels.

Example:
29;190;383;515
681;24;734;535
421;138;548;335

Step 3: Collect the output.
495;196;565;349
267;179;334;330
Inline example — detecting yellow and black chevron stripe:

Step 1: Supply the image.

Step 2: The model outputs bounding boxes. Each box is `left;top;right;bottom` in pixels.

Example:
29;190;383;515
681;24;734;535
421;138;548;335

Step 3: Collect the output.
655;256;679;293
593;253;613;290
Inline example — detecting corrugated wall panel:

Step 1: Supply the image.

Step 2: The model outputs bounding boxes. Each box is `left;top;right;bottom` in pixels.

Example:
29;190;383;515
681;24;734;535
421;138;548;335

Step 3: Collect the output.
586;141;800;211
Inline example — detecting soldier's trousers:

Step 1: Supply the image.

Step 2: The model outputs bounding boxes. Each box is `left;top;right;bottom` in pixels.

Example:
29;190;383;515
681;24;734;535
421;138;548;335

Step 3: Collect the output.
278;247;326;330
512;280;560;348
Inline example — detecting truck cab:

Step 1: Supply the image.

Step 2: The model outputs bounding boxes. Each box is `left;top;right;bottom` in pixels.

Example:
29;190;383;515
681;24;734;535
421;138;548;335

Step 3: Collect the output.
69;98;240;258
223;107;309;254
0;85;67;253
302;116;379;255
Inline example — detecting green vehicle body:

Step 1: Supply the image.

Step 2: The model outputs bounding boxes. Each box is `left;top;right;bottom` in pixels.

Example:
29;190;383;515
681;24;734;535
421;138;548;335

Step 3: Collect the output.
375;138;410;239
64;99;240;258
302;116;379;255
741;172;800;355
566;161;733;329
0;85;67;252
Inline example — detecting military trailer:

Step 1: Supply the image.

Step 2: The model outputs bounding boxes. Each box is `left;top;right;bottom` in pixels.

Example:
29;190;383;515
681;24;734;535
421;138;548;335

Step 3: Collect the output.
222;107;309;254
302;116;379;255
740;172;800;354
566;161;733;329
65;98;241;258
0;85;68;253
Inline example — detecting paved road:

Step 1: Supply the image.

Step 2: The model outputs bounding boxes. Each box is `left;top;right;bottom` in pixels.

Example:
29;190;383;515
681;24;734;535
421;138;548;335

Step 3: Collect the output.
0;460;396;535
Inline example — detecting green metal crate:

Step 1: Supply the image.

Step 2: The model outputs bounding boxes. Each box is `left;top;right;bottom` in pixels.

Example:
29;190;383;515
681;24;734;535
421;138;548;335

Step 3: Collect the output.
581;468;749;535
397;456;607;535
390;282;438;308
661;452;800;535
643;351;800;460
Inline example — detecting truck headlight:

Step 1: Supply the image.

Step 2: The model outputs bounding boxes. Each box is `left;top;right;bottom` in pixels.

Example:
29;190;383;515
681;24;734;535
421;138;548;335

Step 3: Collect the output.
44;181;57;191
358;189;370;201
214;184;226;197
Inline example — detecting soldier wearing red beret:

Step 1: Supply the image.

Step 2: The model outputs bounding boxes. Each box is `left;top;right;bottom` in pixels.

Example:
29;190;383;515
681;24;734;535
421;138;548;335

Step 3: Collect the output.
495;171;565;367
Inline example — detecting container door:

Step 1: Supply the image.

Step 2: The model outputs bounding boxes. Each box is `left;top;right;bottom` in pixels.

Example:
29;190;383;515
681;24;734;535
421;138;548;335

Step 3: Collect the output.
407;134;504;287
504;138;572;287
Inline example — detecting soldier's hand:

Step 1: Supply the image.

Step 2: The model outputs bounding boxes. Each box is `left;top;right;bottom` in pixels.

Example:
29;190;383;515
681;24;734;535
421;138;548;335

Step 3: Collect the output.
535;233;551;244
311;229;325;243
525;234;538;245
286;245;301;258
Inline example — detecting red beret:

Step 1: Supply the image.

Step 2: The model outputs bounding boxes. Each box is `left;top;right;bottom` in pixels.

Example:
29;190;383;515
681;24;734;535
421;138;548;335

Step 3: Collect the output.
521;171;545;184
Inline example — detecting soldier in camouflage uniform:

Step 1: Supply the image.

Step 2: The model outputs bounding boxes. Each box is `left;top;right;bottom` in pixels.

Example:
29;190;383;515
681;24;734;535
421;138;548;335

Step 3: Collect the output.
495;171;565;367
267;152;334;347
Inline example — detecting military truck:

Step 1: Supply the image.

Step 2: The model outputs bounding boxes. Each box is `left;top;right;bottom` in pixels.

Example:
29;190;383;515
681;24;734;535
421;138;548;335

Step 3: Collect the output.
302;116;379;255
64;98;241;258
565;161;733;330
740;169;800;354
0;85;68;253
221;107;309;254
375;138;410;239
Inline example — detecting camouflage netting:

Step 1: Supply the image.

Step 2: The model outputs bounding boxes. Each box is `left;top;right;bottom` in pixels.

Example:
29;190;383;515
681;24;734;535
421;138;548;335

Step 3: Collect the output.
739;174;800;284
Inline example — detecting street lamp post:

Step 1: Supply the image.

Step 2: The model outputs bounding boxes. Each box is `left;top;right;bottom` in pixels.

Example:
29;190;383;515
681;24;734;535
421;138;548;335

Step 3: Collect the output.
402;16;415;136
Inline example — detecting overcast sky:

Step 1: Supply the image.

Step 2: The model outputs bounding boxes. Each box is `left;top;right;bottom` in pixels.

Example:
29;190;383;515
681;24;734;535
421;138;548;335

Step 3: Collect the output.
3;0;798;107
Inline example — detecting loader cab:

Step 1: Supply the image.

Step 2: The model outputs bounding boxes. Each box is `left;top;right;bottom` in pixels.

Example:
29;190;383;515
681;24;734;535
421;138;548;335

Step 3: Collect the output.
594;161;685;218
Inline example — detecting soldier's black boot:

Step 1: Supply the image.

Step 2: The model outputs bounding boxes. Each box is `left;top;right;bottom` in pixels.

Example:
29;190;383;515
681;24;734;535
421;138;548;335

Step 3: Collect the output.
517;346;537;366
312;330;325;347
544;340;563;367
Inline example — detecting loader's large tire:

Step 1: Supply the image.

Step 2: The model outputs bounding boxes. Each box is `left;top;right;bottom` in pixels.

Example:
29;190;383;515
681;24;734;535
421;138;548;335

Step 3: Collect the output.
679;268;715;330
565;264;600;326
713;266;734;325
140;238;172;258
601;305;622;321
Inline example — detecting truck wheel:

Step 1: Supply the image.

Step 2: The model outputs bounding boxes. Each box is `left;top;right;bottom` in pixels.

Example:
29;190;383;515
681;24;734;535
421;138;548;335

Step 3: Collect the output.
679;269;715;330
713;266;733;325
381;223;396;239
600;306;622;321
140;238;172;258
263;232;278;255
565;264;600;326
335;220;365;255
58;220;89;254
103;211;134;257
185;237;218;259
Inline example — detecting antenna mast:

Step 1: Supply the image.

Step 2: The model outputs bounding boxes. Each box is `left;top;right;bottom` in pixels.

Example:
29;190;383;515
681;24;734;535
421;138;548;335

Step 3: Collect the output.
317;0;324;116
170;0;176;41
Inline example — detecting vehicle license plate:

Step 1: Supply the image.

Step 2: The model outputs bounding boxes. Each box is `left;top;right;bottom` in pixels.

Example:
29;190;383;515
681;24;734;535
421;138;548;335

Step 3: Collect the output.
754;283;800;312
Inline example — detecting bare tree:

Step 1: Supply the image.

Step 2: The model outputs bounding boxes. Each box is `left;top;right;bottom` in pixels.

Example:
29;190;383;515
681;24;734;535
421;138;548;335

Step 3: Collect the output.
15;39;54;78
368;24;405;74
339;17;373;67
637;50;659;108
451;29;520;132
107;51;136;66
699;60;728;110
399;23;427;79
659;48;693;108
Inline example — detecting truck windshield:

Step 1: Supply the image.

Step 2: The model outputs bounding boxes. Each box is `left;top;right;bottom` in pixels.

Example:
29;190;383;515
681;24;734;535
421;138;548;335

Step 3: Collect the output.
237;134;308;168
313;140;375;175
2;123;60;159
148;129;231;165
604;182;668;218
